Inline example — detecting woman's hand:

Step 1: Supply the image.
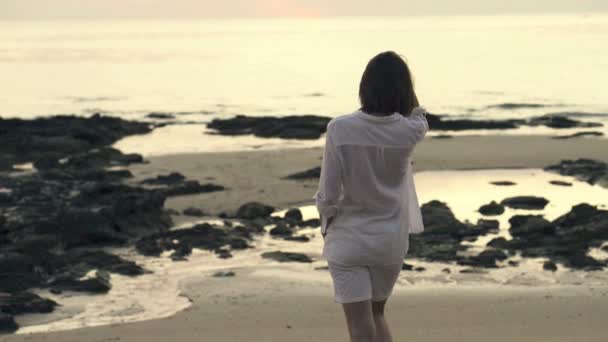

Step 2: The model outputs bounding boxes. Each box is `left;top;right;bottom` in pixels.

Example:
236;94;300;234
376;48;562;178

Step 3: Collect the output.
321;215;334;239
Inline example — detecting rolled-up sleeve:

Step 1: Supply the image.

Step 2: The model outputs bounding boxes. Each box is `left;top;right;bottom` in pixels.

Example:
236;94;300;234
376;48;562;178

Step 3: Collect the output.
405;106;429;144
313;122;343;234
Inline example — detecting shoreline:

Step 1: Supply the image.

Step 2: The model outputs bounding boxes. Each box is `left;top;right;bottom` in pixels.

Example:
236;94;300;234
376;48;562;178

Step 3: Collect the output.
6;269;608;342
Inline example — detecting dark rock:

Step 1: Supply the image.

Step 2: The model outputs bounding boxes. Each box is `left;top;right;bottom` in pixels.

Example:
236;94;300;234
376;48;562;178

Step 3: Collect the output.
48;270;111;294
458;249;508;268
285;167;321;180
0;313;18;333
269;222;292;236
425;113;521;131
314;266;329;271
479;201;505;216
459;268;488;274
0;292;57;319
552;131;604;139
146;112;175;120
487;237;510;249
509;215;556;237
261;251;312;263
490;181;517;186
135;223;252;259
529;115;603;129
170;243;193;261
407;201;483;262
207;115;331;140
235;202;275;220
284;235;310;242
414;266;426;272
141;172;186;185
166;208;181;216
544;159;608;187
183;207;205;217
442;268;451;274
549;180;573;187
164;181;225;197
215;248;233;259
300;218;321;228
543;260;558;272
507;260;519;267
401;262;414;271
495;204;608;270
213;271;235;277
477;219;500;232
433;135;453;139
487;103;548;110
501;196;549;210
284;208;303;222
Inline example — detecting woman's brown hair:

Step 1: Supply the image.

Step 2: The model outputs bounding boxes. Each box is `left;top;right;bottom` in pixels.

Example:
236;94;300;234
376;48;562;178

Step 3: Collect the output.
359;51;416;116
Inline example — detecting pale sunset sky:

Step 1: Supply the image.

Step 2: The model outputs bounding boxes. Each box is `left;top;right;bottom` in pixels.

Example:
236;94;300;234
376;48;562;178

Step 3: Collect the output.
1;0;607;20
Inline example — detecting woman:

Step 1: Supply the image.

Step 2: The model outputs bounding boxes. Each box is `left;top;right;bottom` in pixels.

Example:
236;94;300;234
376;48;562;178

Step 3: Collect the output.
314;51;428;342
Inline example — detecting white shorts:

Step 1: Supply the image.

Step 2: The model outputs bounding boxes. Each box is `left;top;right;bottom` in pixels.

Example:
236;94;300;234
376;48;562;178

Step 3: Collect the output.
327;261;402;304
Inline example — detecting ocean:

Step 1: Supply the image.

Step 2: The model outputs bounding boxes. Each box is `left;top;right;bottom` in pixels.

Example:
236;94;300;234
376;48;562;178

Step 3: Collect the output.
1;14;608;153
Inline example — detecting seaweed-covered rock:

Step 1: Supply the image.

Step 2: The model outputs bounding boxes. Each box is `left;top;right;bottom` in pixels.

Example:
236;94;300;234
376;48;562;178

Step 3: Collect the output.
261;251;312;263
501;196;549;210
208;115;331;140
479;201;505;216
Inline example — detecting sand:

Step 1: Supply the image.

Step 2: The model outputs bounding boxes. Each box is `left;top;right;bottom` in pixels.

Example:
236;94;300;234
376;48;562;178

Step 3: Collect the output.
125;135;608;217
4;268;608;342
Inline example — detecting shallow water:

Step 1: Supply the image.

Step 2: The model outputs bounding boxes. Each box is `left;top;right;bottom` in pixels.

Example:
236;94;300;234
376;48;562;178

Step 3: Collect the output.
16;168;608;334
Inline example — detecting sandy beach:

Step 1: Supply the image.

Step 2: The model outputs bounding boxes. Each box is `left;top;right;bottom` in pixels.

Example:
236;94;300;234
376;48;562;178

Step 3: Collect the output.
3;268;608;342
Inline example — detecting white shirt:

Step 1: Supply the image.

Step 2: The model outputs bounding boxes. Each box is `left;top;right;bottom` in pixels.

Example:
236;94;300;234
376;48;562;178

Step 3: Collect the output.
313;107;428;266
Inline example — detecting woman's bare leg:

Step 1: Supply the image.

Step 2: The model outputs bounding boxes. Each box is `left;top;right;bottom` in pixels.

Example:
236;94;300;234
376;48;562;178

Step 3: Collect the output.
372;299;392;342
342;300;376;342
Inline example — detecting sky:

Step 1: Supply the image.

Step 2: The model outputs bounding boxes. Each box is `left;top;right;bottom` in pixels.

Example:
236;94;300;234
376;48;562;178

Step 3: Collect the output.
1;0;607;20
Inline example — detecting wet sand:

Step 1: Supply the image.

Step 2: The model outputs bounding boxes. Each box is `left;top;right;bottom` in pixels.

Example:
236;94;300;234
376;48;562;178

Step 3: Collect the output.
5;269;608;342
125;135;608;217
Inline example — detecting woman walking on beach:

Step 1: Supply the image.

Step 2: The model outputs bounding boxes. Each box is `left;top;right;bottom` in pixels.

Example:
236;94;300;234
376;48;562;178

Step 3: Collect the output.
314;51;428;342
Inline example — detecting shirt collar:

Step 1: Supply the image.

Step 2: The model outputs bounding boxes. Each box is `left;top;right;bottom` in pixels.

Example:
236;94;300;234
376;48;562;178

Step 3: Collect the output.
355;110;402;123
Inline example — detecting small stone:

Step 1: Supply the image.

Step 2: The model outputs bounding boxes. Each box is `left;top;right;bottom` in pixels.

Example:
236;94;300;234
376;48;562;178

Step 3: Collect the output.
543;261;558;272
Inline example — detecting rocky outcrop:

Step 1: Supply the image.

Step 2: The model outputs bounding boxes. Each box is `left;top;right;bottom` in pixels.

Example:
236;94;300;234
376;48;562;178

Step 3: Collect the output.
501;196;549;210
479;201;505;216
544;159;608;188
528;115;603;129
207;115;331;139
488;204;608;270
